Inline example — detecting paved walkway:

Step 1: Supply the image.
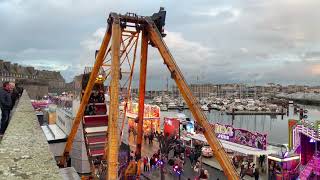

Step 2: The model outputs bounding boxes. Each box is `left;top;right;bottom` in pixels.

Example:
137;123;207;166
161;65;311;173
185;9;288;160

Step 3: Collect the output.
202;157;267;180
127;133;227;179
140;156;227;180
127;133;268;179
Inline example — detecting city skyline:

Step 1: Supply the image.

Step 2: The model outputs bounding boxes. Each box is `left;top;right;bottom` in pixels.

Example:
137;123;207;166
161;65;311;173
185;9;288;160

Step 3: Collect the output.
1;0;320;89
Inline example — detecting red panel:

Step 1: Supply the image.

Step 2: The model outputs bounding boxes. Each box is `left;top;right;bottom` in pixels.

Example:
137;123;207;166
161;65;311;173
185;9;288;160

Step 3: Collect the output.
86;136;106;145
93;103;107;115
89;149;104;157
164;118;180;137
83;115;108;127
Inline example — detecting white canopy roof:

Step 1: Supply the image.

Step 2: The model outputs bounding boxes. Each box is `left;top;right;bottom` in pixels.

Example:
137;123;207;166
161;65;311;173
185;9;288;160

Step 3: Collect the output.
189;133;278;156
41;124;67;142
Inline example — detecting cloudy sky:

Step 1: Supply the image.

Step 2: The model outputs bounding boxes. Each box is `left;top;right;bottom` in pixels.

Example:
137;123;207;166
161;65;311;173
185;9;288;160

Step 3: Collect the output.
1;0;320;89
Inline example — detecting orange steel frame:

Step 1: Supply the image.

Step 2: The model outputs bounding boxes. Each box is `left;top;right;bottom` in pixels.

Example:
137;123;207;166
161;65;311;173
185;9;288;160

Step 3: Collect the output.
60;11;239;180
59;23;112;167
106;14;121;180
135;29;149;178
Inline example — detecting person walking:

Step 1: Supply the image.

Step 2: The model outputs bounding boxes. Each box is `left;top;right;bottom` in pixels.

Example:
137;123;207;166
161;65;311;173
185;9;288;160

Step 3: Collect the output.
130;151;135;160
143;156;148;172
144;133;148;143
0;82;12;135
146;156;150;172
193;161;200;173
150;156;155;169
254;167;260;180
133;128;137;142
189;149;195;167
259;155;265;167
9;83;19;108
149;132;154;145
199;169;208;180
204;170;209;179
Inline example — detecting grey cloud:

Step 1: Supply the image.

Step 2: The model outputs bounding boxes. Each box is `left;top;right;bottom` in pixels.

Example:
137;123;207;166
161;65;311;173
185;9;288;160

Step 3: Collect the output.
1;0;320;87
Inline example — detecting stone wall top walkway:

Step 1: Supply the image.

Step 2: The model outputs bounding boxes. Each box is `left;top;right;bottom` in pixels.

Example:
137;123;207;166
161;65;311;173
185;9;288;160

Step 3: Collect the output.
0;91;62;179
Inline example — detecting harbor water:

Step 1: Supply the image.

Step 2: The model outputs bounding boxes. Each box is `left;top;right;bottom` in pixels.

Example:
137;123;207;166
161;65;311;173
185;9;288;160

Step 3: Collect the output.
160;104;320;145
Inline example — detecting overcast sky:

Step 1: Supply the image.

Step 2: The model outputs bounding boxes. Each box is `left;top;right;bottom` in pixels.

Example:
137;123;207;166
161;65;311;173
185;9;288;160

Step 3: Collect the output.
1;0;320;89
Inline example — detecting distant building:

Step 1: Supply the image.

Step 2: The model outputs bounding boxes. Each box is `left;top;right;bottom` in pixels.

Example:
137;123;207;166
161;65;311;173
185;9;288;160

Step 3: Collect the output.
172;83;217;98
306;86;320;93
0;60;65;99
286;85;308;93
63;74;83;98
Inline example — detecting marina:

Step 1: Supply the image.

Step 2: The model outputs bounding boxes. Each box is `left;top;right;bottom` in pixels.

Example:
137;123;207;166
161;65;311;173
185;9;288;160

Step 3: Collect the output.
159;103;320;146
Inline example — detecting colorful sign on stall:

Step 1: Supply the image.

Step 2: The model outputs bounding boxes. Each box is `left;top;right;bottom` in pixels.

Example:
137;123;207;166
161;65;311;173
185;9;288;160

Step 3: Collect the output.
127;102;160;118
212;123;267;150
126;102;161;134
31;100;51;109
164;118;180;136
164;117;195;137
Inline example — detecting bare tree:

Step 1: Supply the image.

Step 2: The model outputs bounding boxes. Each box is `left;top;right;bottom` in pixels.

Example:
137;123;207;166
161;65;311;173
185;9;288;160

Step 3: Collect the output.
155;132;177;180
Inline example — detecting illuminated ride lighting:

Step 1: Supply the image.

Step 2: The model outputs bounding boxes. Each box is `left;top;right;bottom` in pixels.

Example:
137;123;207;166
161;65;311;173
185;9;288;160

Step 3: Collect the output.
310;138;316;143
268;155;300;162
173;164;182;175
156;159;164;166
293;122;320;144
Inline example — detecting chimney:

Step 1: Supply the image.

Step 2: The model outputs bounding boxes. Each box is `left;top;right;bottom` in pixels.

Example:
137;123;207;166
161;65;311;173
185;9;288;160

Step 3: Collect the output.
0;60;3;70
3;61;10;70
26;66;35;74
17;65;22;74
13;63;18;73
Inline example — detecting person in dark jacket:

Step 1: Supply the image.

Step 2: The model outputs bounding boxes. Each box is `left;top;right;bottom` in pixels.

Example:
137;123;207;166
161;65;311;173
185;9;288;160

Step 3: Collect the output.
189;149;195;167
0;82;12;134
10;83;19;109
15;84;23;97
254;168;260;180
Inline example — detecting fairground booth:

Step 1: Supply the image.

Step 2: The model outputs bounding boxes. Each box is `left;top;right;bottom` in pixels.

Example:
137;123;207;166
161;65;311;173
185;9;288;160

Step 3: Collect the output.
126;102;160;134
267;152;300;180
286;119;320;179
181;123;277;177
163;115;195;138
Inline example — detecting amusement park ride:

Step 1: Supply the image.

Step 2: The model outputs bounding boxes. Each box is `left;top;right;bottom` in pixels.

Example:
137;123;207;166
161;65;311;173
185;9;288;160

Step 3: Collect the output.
58;8;239;179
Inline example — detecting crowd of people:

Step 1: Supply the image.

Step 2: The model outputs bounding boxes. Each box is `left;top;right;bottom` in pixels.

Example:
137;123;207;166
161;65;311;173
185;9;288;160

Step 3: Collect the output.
0;81;23;136
128;128;156;144
268;160;282;179
127;122;266;179
142;151;162;172
234;155;265;180
144;131;155;144
128;133;212;179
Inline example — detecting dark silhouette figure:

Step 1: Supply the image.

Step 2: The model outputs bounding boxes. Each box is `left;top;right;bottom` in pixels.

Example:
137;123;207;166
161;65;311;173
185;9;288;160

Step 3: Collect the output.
0;82;12;134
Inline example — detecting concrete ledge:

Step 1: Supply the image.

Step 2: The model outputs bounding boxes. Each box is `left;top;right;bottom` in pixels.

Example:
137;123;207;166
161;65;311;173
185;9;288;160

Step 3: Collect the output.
0;91;62;179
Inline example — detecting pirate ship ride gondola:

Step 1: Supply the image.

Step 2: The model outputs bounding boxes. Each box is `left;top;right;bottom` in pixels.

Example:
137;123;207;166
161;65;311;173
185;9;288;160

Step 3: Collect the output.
81;70;108;178
81;69;130;179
